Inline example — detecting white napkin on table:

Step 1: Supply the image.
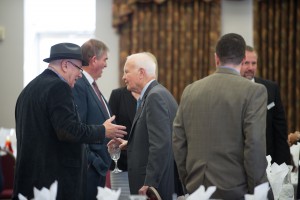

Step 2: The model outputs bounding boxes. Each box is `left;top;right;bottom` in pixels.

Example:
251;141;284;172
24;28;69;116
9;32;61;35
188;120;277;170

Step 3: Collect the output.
18;180;58;200
244;182;269;200
186;185;216;200
96;187;121;200
266;155;291;200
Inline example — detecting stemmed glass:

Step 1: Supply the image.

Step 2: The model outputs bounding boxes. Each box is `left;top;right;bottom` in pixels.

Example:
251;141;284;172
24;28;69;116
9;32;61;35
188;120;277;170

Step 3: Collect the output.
109;144;122;173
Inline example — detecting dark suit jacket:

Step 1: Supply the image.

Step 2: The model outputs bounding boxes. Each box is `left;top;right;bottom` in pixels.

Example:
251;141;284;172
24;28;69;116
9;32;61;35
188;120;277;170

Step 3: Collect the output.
13;69;105;200
108;87;136;171
127;80;178;200
255;77;291;165
72;74;111;199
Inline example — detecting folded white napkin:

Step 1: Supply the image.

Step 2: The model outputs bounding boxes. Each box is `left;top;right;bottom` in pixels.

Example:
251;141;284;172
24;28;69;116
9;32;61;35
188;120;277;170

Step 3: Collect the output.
96;187;121;200
244;182;269;200
128;195;147;200
266;155;294;200
18;181;58;200
186;185;216;200
290;143;300;170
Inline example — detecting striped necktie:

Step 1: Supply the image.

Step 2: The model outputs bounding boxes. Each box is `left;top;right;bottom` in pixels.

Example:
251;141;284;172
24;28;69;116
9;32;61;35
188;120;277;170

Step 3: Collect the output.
92;81;109;116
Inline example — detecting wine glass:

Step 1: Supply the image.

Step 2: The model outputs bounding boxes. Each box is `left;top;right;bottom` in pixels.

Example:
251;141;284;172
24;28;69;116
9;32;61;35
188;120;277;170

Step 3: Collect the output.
109;144;122;173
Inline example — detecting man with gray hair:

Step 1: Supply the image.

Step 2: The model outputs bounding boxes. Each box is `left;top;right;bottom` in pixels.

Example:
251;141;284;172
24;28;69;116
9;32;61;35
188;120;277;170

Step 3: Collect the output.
109;52;178;200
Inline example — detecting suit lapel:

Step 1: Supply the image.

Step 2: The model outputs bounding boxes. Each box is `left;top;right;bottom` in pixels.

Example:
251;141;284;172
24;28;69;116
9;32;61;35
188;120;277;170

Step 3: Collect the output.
254;77;271;105
128;80;159;142
82;75;110;119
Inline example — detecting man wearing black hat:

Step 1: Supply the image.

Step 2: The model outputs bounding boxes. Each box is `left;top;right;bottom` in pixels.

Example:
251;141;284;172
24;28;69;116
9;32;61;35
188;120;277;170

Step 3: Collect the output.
13;43;126;200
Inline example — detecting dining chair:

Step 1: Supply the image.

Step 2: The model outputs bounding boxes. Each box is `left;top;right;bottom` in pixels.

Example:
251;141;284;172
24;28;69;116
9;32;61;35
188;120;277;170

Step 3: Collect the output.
0;148;15;200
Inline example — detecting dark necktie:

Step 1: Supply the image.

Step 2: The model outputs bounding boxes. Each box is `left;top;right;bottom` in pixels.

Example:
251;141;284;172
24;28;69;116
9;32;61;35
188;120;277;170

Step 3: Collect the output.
92;81;109;116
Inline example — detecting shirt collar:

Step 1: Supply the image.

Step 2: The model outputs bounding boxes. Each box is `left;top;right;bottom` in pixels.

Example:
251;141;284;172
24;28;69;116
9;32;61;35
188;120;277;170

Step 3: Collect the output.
82;70;94;85
140;79;155;99
47;67;67;83
219;65;239;73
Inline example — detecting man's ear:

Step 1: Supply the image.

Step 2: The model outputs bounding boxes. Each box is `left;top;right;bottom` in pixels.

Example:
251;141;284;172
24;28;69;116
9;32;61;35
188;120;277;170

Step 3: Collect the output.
138;67;145;79
241;56;246;66
90;55;97;65
214;53;220;67
61;59;68;72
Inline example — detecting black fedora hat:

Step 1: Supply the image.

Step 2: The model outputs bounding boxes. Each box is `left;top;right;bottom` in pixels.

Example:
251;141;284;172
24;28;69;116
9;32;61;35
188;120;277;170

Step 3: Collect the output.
43;42;85;64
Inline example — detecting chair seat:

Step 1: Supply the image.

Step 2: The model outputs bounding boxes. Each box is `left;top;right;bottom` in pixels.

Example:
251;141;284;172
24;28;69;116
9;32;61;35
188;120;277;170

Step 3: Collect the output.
0;148;15;200
146;187;162;200
0;189;13;199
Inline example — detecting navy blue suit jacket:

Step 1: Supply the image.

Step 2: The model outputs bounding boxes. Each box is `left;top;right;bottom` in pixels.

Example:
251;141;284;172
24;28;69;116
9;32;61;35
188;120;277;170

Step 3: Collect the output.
72;75;111;198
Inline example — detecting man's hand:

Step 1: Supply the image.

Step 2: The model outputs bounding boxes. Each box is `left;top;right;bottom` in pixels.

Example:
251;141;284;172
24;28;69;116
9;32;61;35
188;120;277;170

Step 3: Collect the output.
288;131;300;146
139;185;149;196
107;138;128;150
103;115;127;138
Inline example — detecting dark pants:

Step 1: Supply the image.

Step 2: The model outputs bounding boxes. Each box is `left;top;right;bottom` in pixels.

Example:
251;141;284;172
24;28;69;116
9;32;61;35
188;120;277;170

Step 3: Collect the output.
86;167;106;200
174;161;185;196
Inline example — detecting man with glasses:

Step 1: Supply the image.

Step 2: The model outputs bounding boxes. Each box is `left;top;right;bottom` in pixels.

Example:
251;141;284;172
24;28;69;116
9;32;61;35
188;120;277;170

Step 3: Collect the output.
13;42;127;200
72;39;112;200
67;60;83;73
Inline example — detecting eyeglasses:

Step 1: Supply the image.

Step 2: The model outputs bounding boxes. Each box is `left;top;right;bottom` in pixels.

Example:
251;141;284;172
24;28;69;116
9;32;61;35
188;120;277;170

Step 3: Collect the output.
67;61;83;73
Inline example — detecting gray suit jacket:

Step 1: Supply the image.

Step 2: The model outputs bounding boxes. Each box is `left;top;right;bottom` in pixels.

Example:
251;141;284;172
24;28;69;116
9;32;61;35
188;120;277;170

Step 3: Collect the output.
173;67;268;199
127;80;178;200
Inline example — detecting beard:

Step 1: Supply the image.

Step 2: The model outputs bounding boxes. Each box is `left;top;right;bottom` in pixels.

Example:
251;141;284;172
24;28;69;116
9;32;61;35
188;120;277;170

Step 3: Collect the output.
243;71;254;80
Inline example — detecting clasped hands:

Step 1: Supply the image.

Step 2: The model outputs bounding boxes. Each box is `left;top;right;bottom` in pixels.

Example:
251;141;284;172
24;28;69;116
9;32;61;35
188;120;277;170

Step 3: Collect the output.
107;137;128;150
107;132;150;196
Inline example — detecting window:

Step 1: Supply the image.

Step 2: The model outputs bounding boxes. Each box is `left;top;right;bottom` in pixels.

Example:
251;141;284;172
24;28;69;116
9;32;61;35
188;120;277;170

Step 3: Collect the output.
24;0;95;86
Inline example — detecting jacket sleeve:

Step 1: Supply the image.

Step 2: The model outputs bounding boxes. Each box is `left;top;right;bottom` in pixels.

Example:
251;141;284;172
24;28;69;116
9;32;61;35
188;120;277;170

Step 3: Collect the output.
48;81;105;143
272;83;291;165
243;84;268;193
173;85;190;185
144;92;174;188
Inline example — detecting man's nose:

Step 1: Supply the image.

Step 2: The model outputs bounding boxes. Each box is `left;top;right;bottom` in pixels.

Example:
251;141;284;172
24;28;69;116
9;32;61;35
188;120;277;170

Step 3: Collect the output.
246;64;254;70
